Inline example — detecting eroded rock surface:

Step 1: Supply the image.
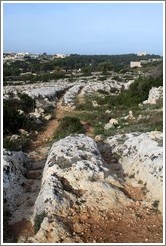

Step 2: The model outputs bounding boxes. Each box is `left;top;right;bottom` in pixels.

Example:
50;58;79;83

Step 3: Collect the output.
143;86;163;105
34;134;129;216
105;131;163;211
3;149;28;213
3;132;163;243
30;134;133;242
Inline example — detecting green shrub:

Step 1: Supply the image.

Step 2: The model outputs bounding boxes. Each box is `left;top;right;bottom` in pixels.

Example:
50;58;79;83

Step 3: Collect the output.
18;93;35;113
3;99;34;136
54;116;85;140
3;136;30;151
3;100;26;135
152;200;159;209
34;212;46;234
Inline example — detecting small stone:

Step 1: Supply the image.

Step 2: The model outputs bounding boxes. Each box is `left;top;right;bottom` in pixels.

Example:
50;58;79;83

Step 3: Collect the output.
73;223;84;234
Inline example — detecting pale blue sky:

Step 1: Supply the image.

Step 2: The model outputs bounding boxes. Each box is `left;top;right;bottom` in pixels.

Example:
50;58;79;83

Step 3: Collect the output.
3;2;163;55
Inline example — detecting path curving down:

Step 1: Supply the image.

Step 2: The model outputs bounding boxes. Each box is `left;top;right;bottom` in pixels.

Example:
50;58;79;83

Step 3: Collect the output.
7;91;163;243
9;96;74;241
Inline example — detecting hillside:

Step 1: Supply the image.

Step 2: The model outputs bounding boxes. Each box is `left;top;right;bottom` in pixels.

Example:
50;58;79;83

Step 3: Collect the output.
3;56;163;243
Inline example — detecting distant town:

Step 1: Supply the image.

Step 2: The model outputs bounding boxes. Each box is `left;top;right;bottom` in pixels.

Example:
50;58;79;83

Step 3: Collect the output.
3;48;163;244
3;51;162;68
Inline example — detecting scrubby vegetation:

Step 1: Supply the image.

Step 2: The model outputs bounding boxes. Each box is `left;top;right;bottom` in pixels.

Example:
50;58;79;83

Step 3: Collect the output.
53;116;85;140
4;53;161;84
71;73;163;138
3;94;35;136
34;212;46;234
3;55;163;150
3;135;30;151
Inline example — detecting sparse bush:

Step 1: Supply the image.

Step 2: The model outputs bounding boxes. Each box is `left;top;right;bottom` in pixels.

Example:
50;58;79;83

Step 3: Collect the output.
3;99;27;135
53;116;85;140
152;200;159;209
18;93;35;113
34;212;46;234
3;135;30;151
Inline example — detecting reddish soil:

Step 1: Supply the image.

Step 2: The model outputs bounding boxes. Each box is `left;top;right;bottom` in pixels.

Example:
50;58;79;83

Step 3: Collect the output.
8;219;34;242
26;101;73;157
6;96;163;243
67;204;163;243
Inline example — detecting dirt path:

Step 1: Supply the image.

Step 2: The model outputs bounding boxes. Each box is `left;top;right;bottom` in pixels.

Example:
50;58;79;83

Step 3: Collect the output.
7;94;163;243
27;99;73;159
8;97;74;241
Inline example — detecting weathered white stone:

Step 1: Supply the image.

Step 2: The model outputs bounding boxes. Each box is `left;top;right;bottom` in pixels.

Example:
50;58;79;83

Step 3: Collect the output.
81;81;113;95
34;134;129;216
104;119;119;130
105;109;112;114
10;134;20;141
3;149;28;212
92;100;99;107
18;129;29;136
137;114;150;122
123;110;136;121
44;114;52;121
63;83;86;107
29;112;41;119
32;134;131;241
143;86;163;104
18;109;24;115
105;131;163;211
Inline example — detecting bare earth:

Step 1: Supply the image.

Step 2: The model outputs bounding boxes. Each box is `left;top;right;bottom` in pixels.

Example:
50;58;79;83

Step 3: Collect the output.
8;97;163;243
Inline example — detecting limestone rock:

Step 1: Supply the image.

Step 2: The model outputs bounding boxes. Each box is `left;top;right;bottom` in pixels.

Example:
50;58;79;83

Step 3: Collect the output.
122;111;136;122
92;100;99;107
3;149;28;213
63;83;86;108
143;86;163;105
105;131;163;212
104;119;118;130
33;134;130;241
44;114;52;121
18;129;29;136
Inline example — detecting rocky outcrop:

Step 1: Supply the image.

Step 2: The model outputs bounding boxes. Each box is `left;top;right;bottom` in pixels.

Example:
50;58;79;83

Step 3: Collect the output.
63;83;86;108
104;119;119;130
25;86;65;100
4;132;163;243
3;149;28;213
34;134;129;215
31;134;131;242
80;80;134;95
81;81;119;95
105;131;163;212
143;86;163;105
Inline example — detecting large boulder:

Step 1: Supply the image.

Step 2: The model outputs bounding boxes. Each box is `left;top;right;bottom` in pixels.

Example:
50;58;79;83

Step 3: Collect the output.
105;131;163;212
81;81;113;95
143;86;163;104
32;134;130;242
34;134;129;215
63;83;86;108
3;149;28;213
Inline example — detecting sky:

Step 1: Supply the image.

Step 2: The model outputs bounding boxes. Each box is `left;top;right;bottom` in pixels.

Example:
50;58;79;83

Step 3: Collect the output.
3;1;164;55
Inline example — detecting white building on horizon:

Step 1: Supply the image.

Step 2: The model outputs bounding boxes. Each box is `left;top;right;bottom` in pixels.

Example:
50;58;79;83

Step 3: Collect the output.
137;51;147;56
130;61;142;68
54;53;70;59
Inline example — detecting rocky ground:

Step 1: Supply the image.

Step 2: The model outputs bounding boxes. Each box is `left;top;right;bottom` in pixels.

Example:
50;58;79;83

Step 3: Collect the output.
3;76;163;243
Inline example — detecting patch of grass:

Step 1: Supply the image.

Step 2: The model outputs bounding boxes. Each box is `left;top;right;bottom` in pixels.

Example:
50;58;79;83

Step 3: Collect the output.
3;206;15;242
3;99;35;136
34;212;46;234
69;84;163;139
152;200;159;209
53;116;85;140
3;135;30;151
